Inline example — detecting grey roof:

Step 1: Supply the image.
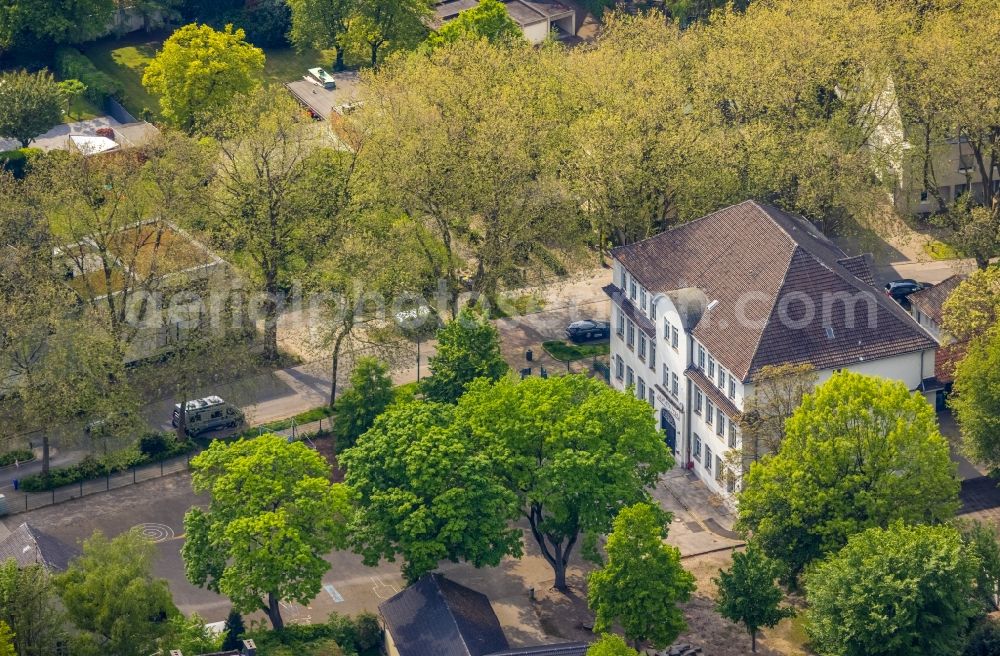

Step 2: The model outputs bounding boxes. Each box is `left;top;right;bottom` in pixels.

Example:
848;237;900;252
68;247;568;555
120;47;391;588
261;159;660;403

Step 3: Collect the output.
434;0;572;27
612;200;937;382
487;644;588;656
380;574;510;656
0;522;76;571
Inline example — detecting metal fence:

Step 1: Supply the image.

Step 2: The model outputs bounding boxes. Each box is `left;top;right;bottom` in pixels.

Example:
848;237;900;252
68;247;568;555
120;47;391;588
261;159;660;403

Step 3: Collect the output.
0;453;191;516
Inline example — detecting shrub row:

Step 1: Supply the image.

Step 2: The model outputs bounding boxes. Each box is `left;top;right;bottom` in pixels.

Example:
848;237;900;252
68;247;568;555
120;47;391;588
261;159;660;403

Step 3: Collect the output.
0;448;34;468
53;47;124;105
249;612;382;656
19;433;196;493
0;148;42;178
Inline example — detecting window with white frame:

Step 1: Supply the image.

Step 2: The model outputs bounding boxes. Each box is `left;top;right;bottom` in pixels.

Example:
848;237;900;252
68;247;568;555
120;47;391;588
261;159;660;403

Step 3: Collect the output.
728;376;736;399
671;372;679;397
640;288;647;312
728;420;737;448
715;455;724;482
662;363;669;387
620;268;628;288
718;367;725;389
638;333;647;360
649;343;656;369
716;409;725;436
694;387;703;414
693;434;702;461
648;387;654;406
637;378;646;401
726;471;736;493
616;355;624;380
707;356;715;378
627;320;635;348
698;345;706;369
617;309;625;336
664;318;671;341
706;400;714;425
705;446;713;474
630;279;637;300
671;326;679;349
650;299;657;320
626;366;634;388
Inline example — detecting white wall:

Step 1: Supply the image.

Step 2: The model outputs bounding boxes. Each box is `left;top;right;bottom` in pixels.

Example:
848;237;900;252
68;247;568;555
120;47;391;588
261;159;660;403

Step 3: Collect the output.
521;21;550;44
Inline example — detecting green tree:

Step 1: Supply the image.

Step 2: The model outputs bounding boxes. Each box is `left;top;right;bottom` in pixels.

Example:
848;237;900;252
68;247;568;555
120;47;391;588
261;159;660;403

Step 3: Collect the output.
422;308;508;403
341;400;522;582
57;79;86;120
0;70;64;148
457;374;673;591
0;559;67;656
959;520;1000;613
220;610;246;651
941;266;1000;343
143;23;264;131
334;356;394;449
587;634;640;656
287;0;354;71
349;0;431;68
181;434;352;630
965;619;1000;656
427;0;522;47
0;0;113;52
737;371;959;582
804;523;979;656
0;621;12;656
951;328;1000;471
57;530;178;656
588;502;695;650
714;543;793;653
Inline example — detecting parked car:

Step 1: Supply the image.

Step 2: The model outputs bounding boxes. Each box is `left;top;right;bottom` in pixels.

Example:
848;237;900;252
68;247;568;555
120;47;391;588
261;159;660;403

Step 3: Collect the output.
307;67;336;89
565;319;610;342
883;279;926;301
172;396;243;436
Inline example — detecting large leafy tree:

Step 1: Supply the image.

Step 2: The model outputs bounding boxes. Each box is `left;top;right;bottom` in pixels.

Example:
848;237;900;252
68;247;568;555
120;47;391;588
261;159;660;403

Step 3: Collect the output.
143;23;264;132
941;266;1000;343
804;523;979;656
587;634;640;656
181;434;352;630
951;328;1000;471
714;543;793;653
0;621;12;656
0;0;113;55
427;0;522;48
341;400;523;582
0;559;68;656
349;0;431;68
457;375;673;591
287;0;353;71
57;530;178;656
0;70;63;148
737;371;959;582
333;356;394;449
422;308;508;403
588;502;695;650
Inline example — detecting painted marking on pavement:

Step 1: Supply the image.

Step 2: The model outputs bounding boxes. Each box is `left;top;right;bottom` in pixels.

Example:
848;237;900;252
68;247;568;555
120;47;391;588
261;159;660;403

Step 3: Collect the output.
324;584;344;603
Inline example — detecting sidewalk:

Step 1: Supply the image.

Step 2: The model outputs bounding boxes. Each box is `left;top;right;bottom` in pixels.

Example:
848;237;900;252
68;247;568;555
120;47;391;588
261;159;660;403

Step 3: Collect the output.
652;469;743;558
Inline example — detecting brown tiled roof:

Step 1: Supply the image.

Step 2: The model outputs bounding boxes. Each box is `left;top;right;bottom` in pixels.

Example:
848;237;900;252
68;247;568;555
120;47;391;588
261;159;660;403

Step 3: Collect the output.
909;274;966;325
612;200;937;382
685;366;741;419
934;340;968;384
603;284;656;337
837;254;875;287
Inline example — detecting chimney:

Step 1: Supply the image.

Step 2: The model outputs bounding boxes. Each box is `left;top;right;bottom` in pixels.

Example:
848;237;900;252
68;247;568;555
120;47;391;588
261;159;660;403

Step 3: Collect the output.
241;640;257;656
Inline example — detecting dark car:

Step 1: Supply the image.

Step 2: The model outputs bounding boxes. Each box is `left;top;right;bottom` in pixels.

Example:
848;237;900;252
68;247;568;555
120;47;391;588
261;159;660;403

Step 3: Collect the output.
883;279;926;301
565;319;611;342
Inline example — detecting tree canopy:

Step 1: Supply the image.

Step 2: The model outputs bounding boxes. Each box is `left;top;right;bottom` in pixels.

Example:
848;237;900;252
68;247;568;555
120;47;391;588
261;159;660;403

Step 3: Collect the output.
143;23;264;131
333;356;395;449
456;374;673;590
422;308;508;403
804;523;979;656
341;399;523;582
182;434;351;630
0;69;64;148
588;502;695;650
587;634;640;656
738;371;959;581
427;0;522;48
951;328;1000;471
0;559;67;656
715;543;793;652
942;266;1000;343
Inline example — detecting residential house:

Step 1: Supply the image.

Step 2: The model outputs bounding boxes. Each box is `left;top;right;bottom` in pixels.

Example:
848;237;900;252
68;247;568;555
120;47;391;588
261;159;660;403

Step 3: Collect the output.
434;0;576;44
379;574;587;656
908;274;968;402
606;200;939;500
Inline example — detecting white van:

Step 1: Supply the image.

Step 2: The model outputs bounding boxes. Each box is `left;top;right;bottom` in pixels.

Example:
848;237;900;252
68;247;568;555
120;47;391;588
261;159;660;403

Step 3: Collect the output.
172;396;243;436
307;67;336;89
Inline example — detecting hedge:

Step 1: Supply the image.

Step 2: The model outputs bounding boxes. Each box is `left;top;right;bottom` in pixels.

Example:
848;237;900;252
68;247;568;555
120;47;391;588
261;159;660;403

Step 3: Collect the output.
19;434;196;493
0;449;34;468
249;612;382;656
0;148;42;178
54;47;124;105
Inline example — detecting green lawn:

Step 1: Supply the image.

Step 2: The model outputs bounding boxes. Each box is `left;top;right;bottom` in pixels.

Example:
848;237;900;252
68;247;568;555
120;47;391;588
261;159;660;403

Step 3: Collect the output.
923;238;963;261
62;97;104;123
81;33;164;120
542;340;611;362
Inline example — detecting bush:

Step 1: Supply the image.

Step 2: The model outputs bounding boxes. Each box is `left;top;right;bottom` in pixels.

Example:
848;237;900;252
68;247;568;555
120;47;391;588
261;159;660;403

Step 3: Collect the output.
0;148;41;178
247;612;382;655
0;448;34;467
138;432;170;458
53;47;124;105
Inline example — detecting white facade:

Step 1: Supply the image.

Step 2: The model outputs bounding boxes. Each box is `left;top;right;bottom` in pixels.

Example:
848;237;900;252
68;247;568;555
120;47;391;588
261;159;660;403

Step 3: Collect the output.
608;258;937;502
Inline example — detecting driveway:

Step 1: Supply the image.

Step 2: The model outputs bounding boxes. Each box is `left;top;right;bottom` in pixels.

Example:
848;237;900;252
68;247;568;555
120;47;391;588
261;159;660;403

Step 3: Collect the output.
0;116;121;152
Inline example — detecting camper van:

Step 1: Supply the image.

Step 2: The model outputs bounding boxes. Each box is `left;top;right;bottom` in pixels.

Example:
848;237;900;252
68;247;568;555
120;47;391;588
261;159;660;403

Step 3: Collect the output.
172;396;243;436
